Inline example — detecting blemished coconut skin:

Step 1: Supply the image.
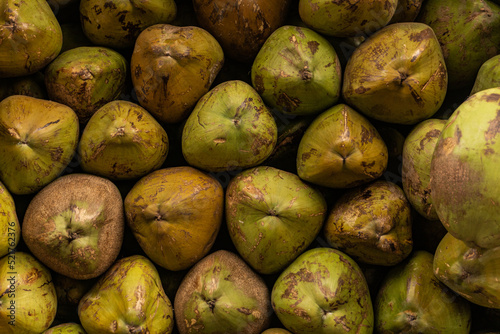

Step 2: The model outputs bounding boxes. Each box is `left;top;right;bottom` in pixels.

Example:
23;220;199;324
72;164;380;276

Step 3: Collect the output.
375;250;471;333
296;103;388;188
79;0;177;49
429;87;500;249
0;252;58;333
225;166;327;275
0;95;79;195
78;100;169;180
0;181;19;258
124;166;224;271
417;0;500;90
271;247;374;333
192;0;291;63
78;255;174;334
43;323;87;334
0;0;62;78
182;80;278;172
21;173;125;280
298;0;397;38
323;180;413;266
342;22;448;125
131;24;224;124
174;250;272;334
44;46;128;124
402;118;447;220
251;25;342;116
471;55;500;95
434;233;500;309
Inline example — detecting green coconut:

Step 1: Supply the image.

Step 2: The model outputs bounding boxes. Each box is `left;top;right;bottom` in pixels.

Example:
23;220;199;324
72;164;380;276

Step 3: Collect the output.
271;247;374;333
0;0;62;78
225;166;327;275
434;233;500;309
124;167;224;271
182;80;278;172
0;95;79;195
0;252;58;333
131;24;224;124
174;250;272;334
342;22;448;125
402;118;447;220
296;103;388;188
429;87;500;249
44;46;128;123
78;255;174;333
417;0;500;90
376;250;471;333
251;25;342;115
298;0;397;38
79;0;177;49
78;100;169;180
323;180;413;266
471;55;500;95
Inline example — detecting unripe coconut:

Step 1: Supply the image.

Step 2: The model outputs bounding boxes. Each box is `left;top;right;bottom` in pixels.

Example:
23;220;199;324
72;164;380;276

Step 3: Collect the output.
182;80;278;172
323;180;413;266
0;181;19;258
251;25;342;116
79;0;177;49
0;252;57;333
0;0;62;78
298;0;397;38
434;233;500;309
296;103;388;188
44;46;128;123
271;247;374;333
78;100;169;180
471;55;500;95
22;173;125;280
226;166;327;274
131;24;224;124
417;0;500;90
193;0;291;63
78;255;174;333
0;95;79;195
124;166;224;271
430;87;500;249
402;118;446;220
342;22;448;125
43;323;87;334
375;250;471;333
174;250;272;334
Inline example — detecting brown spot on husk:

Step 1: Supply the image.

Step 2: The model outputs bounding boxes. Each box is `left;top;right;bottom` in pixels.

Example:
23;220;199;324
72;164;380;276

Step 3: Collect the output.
408;27;433;43
307;41;320;55
485;109;500;142
253;74;264;94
